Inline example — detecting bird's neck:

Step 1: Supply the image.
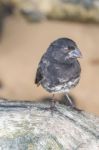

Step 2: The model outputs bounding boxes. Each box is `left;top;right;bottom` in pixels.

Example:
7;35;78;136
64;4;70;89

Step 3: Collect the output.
65;58;76;65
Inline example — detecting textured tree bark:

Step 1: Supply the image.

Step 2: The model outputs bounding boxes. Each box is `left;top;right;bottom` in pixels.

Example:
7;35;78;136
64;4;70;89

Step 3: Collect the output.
0;99;99;150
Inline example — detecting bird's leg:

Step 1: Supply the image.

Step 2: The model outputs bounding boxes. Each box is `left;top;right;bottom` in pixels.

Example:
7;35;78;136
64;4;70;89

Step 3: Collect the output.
49;94;57;115
50;94;56;109
65;93;75;107
65;93;82;111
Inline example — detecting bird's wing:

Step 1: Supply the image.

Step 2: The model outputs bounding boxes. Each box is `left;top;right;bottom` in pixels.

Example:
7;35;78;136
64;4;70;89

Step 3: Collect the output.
35;67;43;86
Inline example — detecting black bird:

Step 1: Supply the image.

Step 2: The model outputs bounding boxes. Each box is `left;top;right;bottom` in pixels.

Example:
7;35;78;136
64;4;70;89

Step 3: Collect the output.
35;38;82;109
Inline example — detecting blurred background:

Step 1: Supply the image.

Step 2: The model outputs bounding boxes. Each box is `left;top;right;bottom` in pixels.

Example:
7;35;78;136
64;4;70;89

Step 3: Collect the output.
0;0;99;115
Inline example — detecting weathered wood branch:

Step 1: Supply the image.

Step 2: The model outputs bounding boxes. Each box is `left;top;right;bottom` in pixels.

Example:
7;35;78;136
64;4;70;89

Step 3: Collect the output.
0;99;99;149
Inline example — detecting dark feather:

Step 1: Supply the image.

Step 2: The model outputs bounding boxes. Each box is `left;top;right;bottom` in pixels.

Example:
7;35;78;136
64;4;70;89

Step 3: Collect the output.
35;67;43;86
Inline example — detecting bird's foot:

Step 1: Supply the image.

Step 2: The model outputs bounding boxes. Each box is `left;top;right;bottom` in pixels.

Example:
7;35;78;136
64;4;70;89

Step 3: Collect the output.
68;105;83;112
39;100;57;115
49;99;57;115
64;94;83;112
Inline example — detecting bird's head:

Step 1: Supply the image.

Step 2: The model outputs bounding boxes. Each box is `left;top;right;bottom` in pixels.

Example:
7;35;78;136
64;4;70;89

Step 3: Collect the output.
47;38;82;63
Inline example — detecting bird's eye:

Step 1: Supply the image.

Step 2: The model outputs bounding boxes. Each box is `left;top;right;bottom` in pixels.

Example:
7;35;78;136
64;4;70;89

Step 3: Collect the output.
68;46;75;50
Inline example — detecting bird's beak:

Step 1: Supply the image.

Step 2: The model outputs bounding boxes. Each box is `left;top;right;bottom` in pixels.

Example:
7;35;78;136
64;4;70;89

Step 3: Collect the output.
68;49;82;58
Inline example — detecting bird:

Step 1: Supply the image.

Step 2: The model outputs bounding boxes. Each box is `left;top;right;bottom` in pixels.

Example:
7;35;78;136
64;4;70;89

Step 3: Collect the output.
35;37;82;109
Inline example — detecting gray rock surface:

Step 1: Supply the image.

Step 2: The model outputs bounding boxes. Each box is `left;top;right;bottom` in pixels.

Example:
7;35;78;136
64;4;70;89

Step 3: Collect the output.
0;99;99;149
